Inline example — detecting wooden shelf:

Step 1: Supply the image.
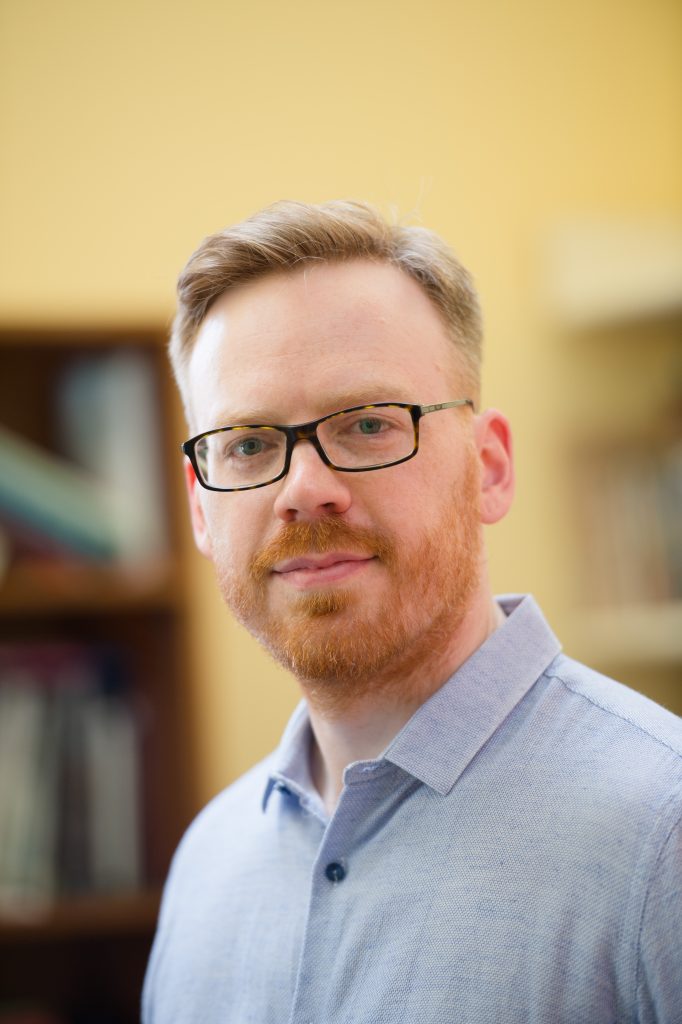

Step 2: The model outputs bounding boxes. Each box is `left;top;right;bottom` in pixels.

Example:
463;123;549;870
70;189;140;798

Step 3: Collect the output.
0;326;194;1022
0;559;183;616
0;324;168;349
0;889;161;942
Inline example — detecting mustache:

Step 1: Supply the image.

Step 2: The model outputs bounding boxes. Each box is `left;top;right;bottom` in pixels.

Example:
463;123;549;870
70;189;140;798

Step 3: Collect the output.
249;516;396;582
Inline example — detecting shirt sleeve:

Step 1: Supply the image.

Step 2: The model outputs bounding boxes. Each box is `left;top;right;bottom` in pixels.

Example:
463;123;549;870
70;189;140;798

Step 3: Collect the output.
636;804;682;1023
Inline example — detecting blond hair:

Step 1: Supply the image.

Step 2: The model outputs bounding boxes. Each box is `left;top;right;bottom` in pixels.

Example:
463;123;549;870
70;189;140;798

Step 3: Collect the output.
170;200;483;409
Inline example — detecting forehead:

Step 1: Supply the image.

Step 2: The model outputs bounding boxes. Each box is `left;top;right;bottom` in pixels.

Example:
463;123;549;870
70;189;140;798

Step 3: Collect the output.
187;259;460;429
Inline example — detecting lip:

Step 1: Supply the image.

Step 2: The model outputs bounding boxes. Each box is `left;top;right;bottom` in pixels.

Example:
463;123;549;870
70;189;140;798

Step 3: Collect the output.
272;552;375;589
273;552;371;573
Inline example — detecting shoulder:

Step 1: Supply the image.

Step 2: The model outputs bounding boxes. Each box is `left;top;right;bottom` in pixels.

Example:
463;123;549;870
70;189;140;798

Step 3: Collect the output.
544;652;682;762
143;755;279;1019
184;751;274;845
187;753;274;833
540;663;682;1014
534;653;682;832
158;754;275;913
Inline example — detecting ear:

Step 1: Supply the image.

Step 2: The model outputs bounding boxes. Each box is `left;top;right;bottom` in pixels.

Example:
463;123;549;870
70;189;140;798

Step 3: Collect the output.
473;409;515;525
184;459;213;557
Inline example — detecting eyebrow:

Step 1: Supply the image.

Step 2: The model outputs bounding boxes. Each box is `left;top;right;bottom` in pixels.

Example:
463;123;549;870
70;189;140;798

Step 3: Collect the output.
212;386;418;428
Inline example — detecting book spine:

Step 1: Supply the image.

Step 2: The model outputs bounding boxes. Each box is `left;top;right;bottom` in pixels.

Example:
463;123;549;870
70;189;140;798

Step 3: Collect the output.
0;644;145;908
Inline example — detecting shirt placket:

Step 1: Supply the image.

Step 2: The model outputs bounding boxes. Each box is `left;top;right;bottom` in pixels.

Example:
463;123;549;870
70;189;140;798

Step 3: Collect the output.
286;761;397;1024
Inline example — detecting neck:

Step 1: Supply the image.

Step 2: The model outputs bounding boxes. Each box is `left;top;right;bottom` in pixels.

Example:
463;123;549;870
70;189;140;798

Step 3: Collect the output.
306;585;504;815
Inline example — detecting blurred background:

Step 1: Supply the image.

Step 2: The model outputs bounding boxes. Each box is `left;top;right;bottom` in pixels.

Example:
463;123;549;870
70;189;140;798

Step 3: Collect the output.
0;0;680;1019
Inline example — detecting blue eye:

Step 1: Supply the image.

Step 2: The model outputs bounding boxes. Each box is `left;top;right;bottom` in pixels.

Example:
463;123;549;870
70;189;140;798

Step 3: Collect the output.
357;417;384;435
235;437;265;458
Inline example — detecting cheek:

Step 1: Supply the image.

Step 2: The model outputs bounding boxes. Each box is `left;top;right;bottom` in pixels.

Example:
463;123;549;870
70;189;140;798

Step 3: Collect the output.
202;495;266;570
413;444;481;526
396;451;464;520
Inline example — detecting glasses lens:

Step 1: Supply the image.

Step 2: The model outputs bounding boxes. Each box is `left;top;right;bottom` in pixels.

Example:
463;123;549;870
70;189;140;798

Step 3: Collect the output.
318;405;416;469
194;426;286;489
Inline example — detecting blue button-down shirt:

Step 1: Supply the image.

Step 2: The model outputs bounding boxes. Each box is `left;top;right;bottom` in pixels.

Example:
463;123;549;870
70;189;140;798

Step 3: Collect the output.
143;595;682;1023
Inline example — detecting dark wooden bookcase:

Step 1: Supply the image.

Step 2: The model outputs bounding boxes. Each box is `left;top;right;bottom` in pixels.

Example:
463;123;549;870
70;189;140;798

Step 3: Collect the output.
0;327;197;1023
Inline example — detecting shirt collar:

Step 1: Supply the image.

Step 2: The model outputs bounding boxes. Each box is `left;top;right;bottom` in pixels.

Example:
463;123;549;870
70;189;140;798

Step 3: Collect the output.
384;594;561;794
262;700;323;815
263;594;561;810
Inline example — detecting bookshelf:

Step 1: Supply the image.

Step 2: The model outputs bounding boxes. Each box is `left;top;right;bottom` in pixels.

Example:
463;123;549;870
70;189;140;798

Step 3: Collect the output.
549;222;682;714
0;328;197;1023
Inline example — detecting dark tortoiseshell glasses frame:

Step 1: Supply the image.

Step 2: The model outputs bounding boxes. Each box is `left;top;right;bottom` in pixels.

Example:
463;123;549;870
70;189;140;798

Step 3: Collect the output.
182;399;475;492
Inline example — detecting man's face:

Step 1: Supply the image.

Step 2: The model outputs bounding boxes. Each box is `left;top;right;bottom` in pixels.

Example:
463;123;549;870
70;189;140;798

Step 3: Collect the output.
185;259;488;699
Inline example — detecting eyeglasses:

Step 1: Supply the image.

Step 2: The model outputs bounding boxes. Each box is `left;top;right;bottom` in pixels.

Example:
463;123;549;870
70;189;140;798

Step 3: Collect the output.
182;399;474;492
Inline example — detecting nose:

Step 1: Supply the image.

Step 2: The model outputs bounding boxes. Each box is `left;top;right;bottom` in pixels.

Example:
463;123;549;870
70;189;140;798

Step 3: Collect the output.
272;439;353;523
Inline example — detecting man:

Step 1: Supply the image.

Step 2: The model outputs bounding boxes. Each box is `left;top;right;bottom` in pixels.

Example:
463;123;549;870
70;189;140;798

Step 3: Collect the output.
143;201;681;1023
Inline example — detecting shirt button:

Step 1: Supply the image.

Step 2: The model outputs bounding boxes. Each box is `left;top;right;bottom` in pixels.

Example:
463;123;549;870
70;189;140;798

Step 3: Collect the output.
325;861;346;883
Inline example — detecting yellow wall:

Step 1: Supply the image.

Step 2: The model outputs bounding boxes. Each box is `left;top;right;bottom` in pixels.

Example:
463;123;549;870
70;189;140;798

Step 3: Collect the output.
2;0;681;804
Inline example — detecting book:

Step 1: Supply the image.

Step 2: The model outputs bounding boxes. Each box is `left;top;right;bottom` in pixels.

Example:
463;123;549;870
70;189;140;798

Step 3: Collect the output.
0;674;56;909
576;439;682;606
0;644;145;909
0;346;169;569
56;349;169;563
0;425;118;562
83;690;142;892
